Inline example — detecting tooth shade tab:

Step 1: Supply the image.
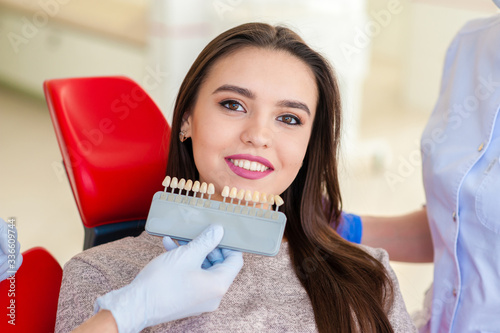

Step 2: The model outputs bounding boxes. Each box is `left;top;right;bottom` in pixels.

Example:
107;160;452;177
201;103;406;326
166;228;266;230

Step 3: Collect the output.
170;177;178;193
208;183;215;195
252;191;260;203
162;176;171;189
207;183;215;200
221;186;230;202
267;194;275;208
244;190;252;205
184;179;193;191
237;189;245;200
274;195;284;211
229;159;270;172
158;177;284;216
236;189;245;204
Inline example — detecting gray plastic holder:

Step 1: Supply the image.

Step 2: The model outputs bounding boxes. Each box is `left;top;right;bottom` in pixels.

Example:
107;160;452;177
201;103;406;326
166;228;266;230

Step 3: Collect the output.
145;191;287;256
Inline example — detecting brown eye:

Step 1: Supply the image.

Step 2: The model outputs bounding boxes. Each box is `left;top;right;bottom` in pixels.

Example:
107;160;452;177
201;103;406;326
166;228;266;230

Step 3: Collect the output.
220;100;244;112
277;114;300;125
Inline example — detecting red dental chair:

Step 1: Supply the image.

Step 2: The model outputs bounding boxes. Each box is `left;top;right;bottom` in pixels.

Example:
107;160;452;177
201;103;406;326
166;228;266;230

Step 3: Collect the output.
0;247;62;332
44;76;171;249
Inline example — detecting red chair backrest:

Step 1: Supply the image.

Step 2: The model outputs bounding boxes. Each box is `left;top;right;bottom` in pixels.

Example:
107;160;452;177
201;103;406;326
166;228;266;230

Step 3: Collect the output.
44;76;170;228
0;247;62;332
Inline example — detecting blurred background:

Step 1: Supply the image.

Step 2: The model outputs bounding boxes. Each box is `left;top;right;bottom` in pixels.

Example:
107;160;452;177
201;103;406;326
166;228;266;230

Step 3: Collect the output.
1;0;498;316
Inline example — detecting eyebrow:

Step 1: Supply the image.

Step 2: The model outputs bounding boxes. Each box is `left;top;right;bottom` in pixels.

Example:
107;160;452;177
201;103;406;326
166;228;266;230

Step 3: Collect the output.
213;84;255;99
276;100;311;116
213;84;311;116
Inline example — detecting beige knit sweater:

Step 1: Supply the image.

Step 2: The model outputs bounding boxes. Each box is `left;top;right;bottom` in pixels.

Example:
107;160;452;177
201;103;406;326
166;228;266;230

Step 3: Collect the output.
55;232;416;332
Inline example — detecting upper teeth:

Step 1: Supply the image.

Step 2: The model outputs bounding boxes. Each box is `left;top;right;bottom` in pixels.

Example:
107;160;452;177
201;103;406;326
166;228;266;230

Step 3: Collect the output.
230;159;269;172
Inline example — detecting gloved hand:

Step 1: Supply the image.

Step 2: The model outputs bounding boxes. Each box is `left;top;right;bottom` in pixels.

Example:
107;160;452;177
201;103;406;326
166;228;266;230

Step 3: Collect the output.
95;224;244;333
175;240;225;269
0;217;23;281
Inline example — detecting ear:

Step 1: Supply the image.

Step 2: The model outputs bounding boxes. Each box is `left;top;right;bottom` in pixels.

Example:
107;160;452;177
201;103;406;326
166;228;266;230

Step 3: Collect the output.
180;111;193;138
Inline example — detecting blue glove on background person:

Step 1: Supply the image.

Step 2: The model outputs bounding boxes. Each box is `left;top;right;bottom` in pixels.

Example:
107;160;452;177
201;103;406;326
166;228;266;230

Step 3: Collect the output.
0;217;23;281
95;224;244;333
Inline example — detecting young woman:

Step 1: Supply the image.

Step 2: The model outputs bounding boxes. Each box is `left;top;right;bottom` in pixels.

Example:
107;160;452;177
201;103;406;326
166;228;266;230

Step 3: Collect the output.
56;23;415;332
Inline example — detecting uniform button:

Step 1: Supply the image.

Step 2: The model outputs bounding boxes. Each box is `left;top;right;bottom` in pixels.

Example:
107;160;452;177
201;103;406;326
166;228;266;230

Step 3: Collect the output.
452;211;457;222
478;143;484;151
452;289;457;297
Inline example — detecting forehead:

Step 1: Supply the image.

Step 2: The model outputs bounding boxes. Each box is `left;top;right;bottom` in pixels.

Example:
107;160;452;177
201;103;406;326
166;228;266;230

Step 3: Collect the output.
201;46;318;110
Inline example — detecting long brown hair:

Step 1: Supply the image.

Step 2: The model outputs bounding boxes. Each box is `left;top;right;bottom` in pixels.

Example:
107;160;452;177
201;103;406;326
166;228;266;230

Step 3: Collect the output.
167;23;394;332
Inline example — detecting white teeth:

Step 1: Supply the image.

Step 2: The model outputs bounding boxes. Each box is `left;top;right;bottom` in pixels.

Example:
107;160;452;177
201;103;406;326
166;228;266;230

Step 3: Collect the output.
230;159;269;172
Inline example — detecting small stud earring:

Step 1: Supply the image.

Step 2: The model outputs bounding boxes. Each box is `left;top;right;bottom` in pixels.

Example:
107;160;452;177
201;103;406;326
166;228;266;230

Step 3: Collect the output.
179;130;187;142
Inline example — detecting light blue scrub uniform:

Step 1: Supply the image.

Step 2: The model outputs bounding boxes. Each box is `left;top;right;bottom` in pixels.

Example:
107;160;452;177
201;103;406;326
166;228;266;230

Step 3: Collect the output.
421;14;500;333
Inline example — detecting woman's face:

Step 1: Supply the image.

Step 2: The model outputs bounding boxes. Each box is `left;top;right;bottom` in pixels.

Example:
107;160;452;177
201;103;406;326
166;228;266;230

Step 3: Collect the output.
182;46;318;200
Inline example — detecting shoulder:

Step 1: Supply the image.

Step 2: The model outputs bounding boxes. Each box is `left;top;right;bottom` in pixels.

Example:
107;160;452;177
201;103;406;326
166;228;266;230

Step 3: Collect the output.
458;14;500;36
67;232;164;268
355;244;417;333
356;243;390;265
445;14;500;62
62;232;165;289
56;233;165;332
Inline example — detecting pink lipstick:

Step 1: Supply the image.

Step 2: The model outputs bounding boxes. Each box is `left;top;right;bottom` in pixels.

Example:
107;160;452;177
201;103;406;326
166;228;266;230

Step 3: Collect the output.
225;154;274;180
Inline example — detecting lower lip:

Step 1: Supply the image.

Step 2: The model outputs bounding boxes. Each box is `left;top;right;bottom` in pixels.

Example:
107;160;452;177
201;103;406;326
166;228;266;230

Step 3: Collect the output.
225;159;273;180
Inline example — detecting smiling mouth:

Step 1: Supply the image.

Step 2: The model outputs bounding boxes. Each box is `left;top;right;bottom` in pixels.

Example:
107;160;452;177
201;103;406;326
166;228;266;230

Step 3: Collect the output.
228;159;270;172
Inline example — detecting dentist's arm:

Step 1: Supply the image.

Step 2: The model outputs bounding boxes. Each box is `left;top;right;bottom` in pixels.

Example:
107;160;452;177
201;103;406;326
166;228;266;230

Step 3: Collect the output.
73;224;243;333
361;207;433;262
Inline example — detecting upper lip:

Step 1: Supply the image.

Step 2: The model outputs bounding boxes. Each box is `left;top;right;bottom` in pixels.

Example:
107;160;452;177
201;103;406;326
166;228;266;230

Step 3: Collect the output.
225;154;274;170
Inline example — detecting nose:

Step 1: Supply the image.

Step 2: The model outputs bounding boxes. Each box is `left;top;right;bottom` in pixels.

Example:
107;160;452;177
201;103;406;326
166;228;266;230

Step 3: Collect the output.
240;118;273;148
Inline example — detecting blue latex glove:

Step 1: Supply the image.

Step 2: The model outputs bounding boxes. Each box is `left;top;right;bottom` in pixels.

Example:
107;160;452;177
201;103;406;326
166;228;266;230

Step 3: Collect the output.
0;218;23;281
95;224;243;333
176;240;224;269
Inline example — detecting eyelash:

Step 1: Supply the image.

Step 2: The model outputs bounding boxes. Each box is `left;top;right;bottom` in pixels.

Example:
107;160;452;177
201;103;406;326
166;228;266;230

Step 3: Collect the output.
219;99;303;126
277;114;302;126
219;100;245;112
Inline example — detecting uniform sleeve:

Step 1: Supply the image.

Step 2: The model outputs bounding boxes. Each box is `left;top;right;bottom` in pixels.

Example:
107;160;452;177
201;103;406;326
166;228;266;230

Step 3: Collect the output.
336;212;363;244
55;257;113;332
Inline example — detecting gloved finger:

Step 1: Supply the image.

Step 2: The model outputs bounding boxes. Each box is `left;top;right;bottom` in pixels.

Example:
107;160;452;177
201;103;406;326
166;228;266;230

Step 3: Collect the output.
221;248;237;259
0;270;15;282
178;239;216;268
206;248;224;265
200;258;212;269
0;251;22;274
208;250;243;282
165;238;212;268
0;219;8;255
186;225;224;265
0;259;9;275
162;236;178;251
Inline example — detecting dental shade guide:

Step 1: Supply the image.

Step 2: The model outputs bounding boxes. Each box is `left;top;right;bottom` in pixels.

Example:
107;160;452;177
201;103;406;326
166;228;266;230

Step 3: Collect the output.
145;175;287;256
